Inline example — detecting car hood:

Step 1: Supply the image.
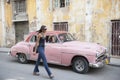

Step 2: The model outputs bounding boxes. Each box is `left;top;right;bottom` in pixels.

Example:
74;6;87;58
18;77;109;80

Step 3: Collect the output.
63;41;106;54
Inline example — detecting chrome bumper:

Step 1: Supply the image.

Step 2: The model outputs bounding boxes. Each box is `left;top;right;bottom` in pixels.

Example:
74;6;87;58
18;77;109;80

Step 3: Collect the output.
89;56;110;68
89;61;105;68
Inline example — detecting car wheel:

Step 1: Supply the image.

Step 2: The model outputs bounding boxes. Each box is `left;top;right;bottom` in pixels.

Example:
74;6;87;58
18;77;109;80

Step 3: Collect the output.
18;53;28;64
72;57;89;74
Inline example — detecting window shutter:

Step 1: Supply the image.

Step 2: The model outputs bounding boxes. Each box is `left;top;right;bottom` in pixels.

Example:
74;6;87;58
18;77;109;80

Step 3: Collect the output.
55;0;59;8
49;0;53;11
66;0;70;6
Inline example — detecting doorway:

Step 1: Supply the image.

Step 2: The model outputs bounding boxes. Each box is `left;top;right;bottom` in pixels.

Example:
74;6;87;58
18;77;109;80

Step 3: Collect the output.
15;21;29;43
111;20;120;56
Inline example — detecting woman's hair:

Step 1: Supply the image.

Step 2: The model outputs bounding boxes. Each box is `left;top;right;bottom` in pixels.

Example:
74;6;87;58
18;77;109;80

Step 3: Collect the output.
37;25;47;33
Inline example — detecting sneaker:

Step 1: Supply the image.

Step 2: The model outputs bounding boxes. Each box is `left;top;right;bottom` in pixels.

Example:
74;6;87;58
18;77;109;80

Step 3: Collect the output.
33;72;40;76
49;74;54;79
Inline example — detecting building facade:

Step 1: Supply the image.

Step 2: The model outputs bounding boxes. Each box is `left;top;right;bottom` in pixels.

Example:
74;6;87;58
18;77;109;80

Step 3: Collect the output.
0;0;120;56
0;0;5;47
0;0;37;47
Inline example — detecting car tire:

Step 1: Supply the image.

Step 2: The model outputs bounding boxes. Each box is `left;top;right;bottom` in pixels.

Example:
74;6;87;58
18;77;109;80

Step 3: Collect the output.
18;53;28;64
72;57;89;74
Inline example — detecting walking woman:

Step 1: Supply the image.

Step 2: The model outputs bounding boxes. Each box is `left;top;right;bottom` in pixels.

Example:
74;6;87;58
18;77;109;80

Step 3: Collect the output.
33;25;54;79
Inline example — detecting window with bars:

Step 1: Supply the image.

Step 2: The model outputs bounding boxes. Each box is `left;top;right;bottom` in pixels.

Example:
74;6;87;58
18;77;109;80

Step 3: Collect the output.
14;0;26;13
53;22;68;31
53;0;70;8
60;0;65;7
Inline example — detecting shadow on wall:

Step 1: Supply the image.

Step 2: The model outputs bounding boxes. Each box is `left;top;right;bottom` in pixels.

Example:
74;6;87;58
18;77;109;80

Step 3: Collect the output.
72;32;85;41
6;25;15;48
6;38;15;48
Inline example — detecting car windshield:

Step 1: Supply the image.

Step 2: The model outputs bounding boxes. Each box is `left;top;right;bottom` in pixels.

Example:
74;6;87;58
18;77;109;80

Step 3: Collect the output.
58;33;75;42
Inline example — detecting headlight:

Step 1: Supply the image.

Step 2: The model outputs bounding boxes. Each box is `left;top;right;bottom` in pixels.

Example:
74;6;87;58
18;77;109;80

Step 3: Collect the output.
96;51;100;57
104;48;108;53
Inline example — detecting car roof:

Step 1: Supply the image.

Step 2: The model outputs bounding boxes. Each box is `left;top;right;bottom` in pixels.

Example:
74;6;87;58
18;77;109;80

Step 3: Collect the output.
25;31;67;42
46;31;67;35
29;31;67;35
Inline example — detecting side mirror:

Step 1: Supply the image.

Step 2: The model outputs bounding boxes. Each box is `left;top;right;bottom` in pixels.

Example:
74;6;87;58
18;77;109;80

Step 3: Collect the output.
71;33;77;40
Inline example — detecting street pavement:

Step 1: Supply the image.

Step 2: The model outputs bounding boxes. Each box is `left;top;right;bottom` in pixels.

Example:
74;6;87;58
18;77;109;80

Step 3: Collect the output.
0;48;120;80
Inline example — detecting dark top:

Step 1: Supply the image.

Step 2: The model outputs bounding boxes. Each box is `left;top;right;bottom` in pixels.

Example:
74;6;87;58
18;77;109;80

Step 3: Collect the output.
38;36;45;47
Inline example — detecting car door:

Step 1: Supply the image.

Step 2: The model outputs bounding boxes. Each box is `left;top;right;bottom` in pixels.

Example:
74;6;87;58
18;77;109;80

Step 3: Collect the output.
28;35;38;60
45;35;62;64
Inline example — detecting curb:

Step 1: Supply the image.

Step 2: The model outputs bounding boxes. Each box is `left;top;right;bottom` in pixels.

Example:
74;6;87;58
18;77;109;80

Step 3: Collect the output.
108;63;120;67
0;51;9;53
0;48;10;53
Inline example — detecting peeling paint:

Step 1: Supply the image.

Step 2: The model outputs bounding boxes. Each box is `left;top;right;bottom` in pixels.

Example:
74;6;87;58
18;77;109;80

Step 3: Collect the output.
36;0;43;30
29;17;38;32
1;0;6;47
85;0;93;42
0;0;2;47
0;0;120;49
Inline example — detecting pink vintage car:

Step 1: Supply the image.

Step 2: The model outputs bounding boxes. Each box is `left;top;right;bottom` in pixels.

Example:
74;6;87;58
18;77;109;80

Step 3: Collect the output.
9;31;110;73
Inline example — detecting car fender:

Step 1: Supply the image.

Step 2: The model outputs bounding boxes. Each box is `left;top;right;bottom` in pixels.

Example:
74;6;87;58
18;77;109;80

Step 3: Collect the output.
11;44;30;59
61;53;88;66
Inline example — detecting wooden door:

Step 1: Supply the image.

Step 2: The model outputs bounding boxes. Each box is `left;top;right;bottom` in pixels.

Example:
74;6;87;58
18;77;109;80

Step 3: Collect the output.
111;20;120;56
15;21;29;43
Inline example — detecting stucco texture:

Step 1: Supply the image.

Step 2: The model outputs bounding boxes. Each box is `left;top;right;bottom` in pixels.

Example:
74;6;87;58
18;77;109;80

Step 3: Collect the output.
1;0;120;49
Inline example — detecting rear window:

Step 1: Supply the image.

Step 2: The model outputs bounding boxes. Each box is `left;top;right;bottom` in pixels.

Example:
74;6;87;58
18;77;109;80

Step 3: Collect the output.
30;35;37;42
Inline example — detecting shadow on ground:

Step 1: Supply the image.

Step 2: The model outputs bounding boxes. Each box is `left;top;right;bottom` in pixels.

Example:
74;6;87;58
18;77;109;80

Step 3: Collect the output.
9;58;108;75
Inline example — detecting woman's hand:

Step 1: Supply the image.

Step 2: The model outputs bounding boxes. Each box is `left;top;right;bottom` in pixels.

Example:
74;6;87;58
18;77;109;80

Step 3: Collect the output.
33;52;36;55
33;33;41;54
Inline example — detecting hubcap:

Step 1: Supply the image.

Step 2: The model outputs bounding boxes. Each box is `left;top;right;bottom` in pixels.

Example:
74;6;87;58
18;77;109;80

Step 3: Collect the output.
75;60;84;71
19;55;26;62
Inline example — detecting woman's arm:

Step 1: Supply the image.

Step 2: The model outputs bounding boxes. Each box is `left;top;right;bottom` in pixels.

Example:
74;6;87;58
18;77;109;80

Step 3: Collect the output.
34;33;41;52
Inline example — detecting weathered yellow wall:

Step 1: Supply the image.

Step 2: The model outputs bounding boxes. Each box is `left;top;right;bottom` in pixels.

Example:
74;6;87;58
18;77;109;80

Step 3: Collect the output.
38;0;86;41
40;0;86;41
69;0;86;41
3;0;38;47
4;2;15;47
0;2;2;47
1;0;120;48
4;0;37;28
38;0;53;30
27;0;37;22
0;21;2;47
43;0;53;30
4;2;12;28
91;0;120;47
40;0;120;49
27;0;37;32
91;0;112;47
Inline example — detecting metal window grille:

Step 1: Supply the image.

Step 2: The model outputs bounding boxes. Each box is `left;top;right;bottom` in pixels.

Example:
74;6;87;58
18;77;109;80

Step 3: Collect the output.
53;0;70;8
54;22;68;31
14;0;26;13
60;0;65;7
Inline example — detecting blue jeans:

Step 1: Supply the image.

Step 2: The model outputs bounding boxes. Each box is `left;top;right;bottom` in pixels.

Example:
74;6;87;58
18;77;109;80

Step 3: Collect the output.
33;46;52;76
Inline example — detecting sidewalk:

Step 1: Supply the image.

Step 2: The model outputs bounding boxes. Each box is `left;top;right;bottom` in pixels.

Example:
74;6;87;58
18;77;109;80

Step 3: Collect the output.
109;58;120;67
0;47;10;53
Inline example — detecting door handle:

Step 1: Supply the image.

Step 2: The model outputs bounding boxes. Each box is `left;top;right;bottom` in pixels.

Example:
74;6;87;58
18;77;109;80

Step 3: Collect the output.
27;44;31;47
